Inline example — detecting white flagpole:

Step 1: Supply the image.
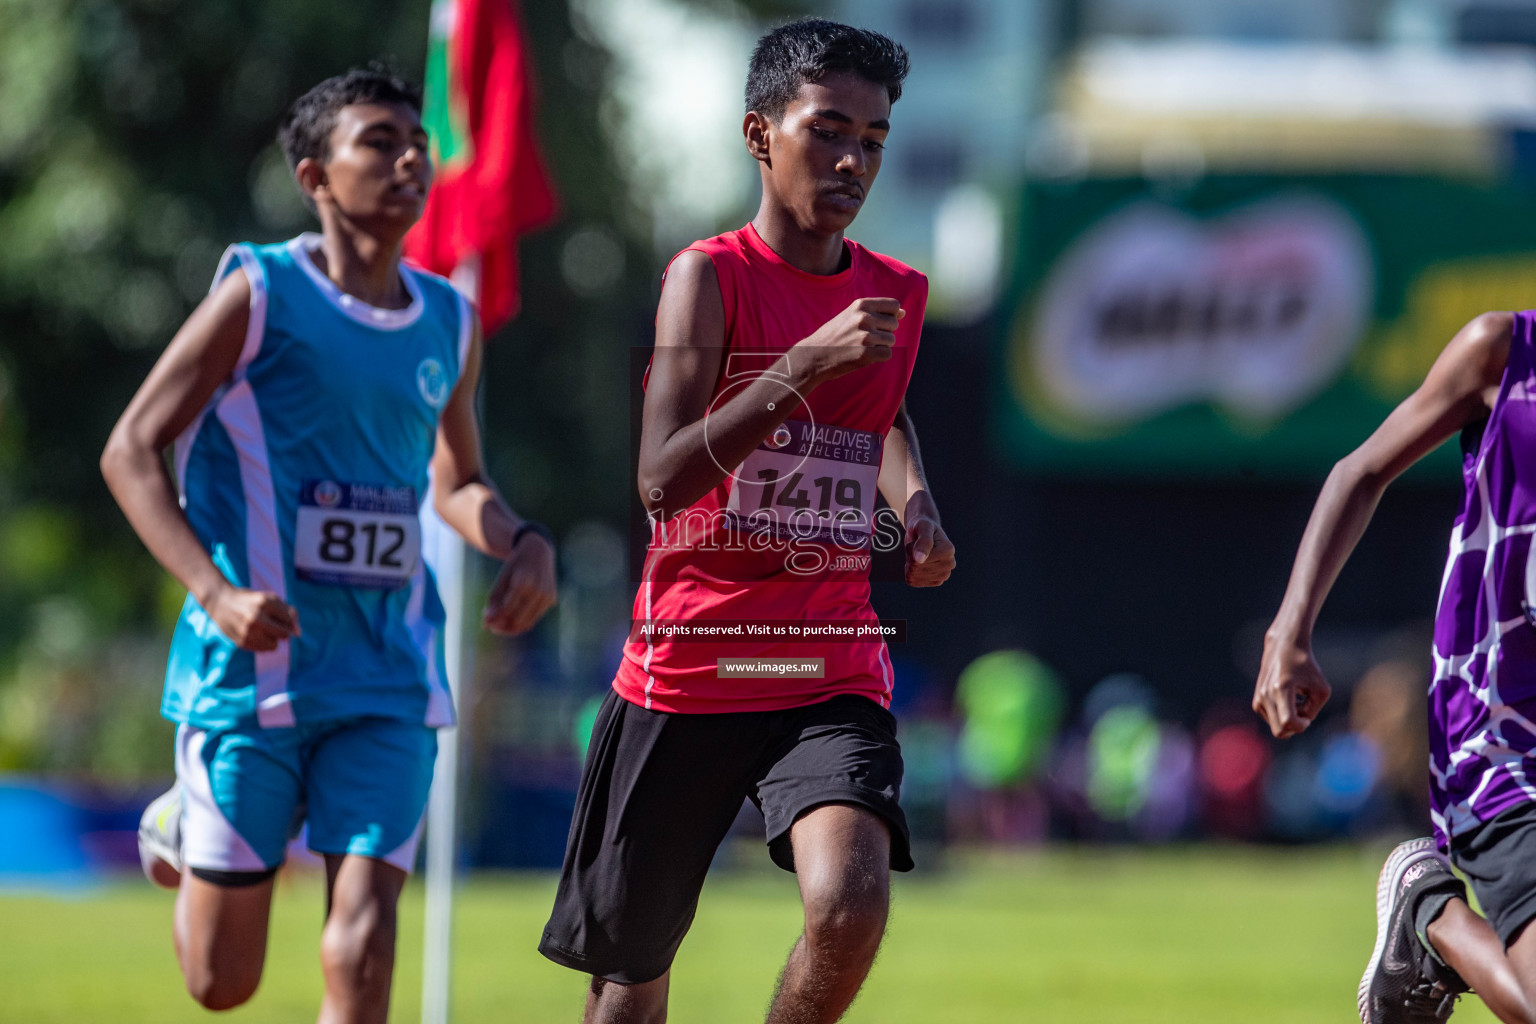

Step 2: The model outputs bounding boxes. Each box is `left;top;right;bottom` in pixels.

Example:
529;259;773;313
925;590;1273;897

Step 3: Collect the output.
421;256;481;1024
421;511;466;1024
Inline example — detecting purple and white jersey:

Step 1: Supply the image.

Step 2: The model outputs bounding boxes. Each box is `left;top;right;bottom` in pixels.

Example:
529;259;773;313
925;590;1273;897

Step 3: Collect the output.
1430;311;1536;848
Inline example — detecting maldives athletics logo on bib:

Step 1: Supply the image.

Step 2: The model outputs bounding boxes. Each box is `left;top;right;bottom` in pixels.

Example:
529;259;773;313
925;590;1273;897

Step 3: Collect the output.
313;479;343;508
416;358;449;408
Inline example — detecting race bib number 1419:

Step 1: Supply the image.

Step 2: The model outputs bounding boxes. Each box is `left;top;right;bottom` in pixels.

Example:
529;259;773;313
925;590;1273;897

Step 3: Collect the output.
293;479;420;589
725;420;881;546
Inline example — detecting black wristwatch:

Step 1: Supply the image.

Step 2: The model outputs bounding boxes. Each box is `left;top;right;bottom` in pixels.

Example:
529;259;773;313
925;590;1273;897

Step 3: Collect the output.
511;521;554;550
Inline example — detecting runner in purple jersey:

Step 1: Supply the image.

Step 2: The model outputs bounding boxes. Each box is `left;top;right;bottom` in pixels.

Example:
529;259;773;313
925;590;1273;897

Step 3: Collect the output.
1255;310;1536;1024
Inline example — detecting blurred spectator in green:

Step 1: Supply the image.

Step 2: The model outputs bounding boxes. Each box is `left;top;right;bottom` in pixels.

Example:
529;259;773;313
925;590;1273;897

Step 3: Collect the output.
1087;702;1160;822
956;650;1063;787
952;650;1064;843
1078;673;1195;841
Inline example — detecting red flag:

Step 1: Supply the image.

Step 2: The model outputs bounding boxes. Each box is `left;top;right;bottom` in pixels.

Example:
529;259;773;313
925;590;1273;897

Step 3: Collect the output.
406;0;557;333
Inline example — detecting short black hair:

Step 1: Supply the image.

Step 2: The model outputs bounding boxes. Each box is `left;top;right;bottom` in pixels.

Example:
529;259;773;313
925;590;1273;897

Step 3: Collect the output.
746;18;910;122
277;67;422;171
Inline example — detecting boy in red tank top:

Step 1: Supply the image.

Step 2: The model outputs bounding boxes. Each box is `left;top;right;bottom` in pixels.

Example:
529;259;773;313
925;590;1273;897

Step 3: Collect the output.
540;18;955;1024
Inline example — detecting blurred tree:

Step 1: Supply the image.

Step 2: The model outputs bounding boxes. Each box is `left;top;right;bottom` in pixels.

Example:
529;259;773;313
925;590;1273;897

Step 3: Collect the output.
0;0;441;777
483;0;804;529
0;0;799;779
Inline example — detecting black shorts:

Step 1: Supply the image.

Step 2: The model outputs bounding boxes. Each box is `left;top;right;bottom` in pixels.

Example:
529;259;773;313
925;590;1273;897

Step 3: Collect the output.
1450;801;1536;946
538;690;911;984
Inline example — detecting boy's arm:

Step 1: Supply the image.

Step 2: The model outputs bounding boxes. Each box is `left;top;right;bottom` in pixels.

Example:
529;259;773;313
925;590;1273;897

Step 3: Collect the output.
430;319;557;636
1254;311;1512;738
101;270;301;652
638;250;904;517
879;401;955;587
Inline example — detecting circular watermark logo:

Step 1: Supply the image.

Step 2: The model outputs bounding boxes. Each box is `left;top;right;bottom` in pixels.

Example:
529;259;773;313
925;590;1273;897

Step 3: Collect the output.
701;375;816;486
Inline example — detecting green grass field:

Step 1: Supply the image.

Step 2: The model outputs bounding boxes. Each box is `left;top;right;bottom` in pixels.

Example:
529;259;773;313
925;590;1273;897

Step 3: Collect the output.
0;845;1502;1023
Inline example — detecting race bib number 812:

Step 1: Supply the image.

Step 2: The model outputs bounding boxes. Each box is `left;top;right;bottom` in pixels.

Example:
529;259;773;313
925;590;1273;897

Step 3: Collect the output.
293;479;420;589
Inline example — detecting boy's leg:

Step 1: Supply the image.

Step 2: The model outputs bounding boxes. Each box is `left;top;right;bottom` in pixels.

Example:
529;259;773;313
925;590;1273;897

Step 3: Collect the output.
1428;899;1535;1023
1390;804;1536;1024
317;854;408;1024
1425;800;1536;1024
755;696;911;1024
765;804;891;1024
174;872;277;1009
540;692;765;1024
171;724;297;1009
584;974;670;1024
303;718;436;1024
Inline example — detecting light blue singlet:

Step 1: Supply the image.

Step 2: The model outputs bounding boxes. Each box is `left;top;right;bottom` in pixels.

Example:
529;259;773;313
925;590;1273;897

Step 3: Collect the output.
164;233;470;731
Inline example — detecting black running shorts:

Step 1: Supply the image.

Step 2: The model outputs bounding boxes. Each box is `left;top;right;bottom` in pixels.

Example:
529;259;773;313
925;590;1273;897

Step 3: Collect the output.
1449;800;1536;946
538;690;911;984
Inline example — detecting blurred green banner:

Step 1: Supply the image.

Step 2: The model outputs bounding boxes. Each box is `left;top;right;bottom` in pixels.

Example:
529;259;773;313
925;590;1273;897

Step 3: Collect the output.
1000;175;1536;477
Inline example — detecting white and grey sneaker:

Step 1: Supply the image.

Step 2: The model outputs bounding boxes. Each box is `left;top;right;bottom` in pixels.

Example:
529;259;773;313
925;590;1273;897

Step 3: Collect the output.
1359;838;1470;1024
137;784;183;889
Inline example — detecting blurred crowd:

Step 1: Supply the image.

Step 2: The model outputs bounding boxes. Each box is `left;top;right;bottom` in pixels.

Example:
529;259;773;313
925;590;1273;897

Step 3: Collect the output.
0;622;1443;881
932;651;1430;849
460;636;1439;870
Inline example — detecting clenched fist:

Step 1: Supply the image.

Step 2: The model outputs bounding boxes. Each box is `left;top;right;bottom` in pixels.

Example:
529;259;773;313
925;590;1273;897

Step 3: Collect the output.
793;297;904;386
1252;632;1332;739
205;584;301;652
483;531;558;636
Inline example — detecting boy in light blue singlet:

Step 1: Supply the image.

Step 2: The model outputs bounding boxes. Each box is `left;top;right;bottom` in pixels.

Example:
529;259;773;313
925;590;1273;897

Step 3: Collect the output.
101;69;556;1022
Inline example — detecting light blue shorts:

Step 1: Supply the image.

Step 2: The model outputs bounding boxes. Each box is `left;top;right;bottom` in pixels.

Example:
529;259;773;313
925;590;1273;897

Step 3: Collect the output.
175;717;437;874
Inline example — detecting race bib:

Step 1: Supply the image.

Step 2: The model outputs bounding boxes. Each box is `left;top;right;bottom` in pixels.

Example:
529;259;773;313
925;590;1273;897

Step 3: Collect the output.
293;479;420;588
725;420;881;547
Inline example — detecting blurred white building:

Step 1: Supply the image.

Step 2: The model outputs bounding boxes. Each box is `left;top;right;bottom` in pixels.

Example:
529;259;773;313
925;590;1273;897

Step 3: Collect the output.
1046;40;1536;177
1083;0;1388;40
826;0;1054;321
587;0;1536;322
1082;0;1536;48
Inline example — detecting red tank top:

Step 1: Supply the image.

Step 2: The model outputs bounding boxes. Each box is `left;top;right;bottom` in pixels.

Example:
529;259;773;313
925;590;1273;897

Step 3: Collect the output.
613;223;927;713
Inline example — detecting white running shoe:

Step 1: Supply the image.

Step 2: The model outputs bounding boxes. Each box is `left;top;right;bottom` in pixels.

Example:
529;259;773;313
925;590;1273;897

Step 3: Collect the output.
137;784;183;889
